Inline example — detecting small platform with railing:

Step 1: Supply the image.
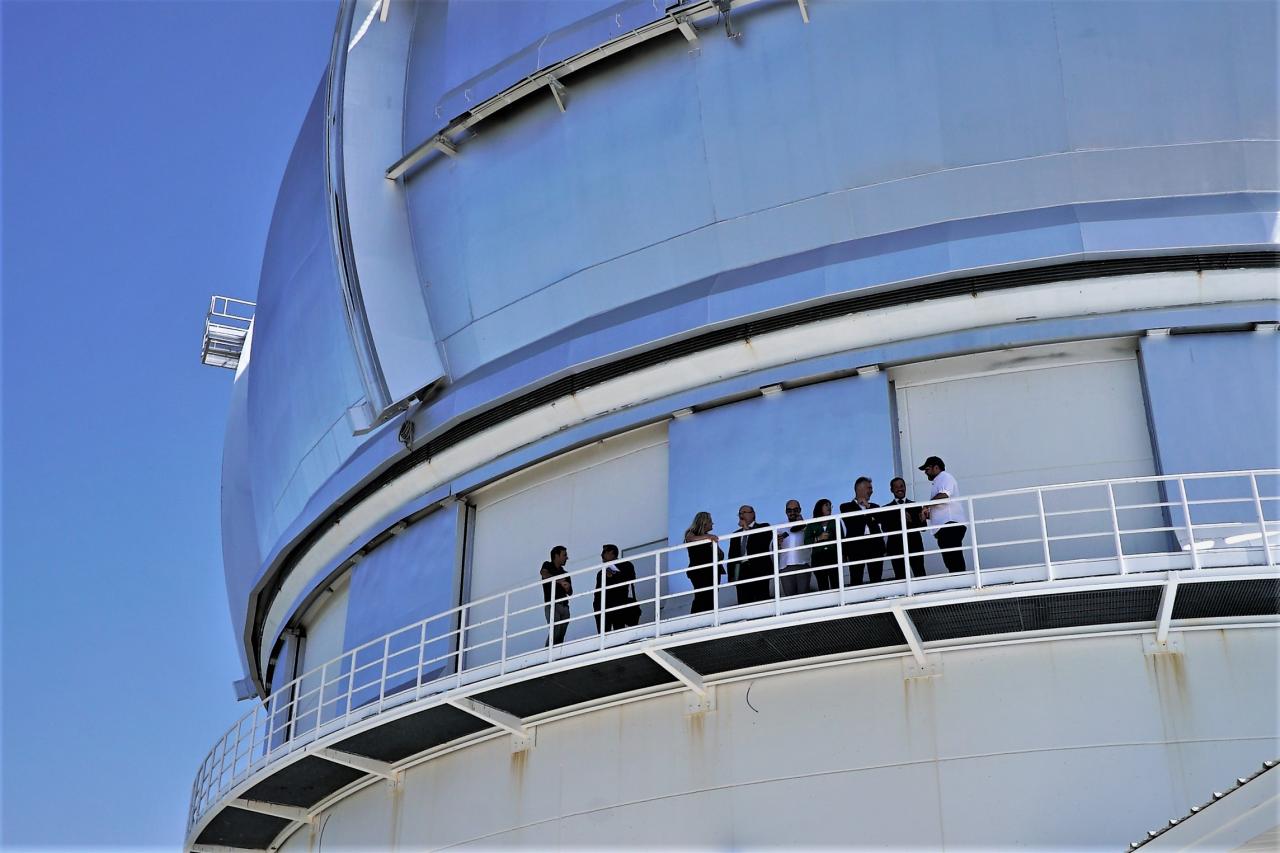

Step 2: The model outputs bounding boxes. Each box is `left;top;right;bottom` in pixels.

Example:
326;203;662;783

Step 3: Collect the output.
201;296;255;370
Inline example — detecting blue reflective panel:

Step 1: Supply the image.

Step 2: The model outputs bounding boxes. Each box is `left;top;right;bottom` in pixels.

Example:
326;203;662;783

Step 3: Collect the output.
342;506;461;686
246;79;366;555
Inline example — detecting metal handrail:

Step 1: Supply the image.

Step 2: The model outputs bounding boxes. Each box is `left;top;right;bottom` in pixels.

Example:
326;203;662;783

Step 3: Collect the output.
187;468;1279;828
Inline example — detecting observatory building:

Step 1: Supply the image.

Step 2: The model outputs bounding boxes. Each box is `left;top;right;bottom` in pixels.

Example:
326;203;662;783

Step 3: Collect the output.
189;0;1279;849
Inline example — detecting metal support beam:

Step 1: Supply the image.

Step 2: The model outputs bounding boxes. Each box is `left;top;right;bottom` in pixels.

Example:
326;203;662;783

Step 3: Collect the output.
432;136;458;158
316;748;399;781
892;607;928;667
797;0;810;23
446;696;527;737
548;77;568;113
229;799;310;823
676;18;698;40
1156;577;1179;645
193;845;266;853
643;647;707;696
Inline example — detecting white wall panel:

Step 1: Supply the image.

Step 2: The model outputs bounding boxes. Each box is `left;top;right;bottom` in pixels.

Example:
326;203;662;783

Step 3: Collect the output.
467;424;668;659
292;627;1278;852
299;573;350;675
892;339;1164;568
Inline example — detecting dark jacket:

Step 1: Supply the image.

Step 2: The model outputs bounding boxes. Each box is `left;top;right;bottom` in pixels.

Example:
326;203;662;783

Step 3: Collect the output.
728;522;773;579
877;498;925;534
840;501;885;557
594;560;638;614
540;561;572;604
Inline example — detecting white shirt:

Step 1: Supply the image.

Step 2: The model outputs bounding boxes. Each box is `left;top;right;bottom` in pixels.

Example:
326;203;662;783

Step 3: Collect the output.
929;471;967;528
777;522;809;566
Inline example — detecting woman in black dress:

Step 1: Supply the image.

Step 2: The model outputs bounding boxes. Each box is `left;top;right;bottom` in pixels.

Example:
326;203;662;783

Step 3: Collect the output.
805;499;839;591
684;511;723;614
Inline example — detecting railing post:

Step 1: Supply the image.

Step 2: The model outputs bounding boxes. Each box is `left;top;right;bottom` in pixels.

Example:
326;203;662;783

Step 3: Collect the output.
1036;488;1054;581
835;508;846;606
599;566;608;652
1250;472;1274;568
377;634;391;707
459;604;471;686
711;544;719;622
1177;477;1201;570
900;505;913;597
968;498;982;589
654;553;664;638
1106;482;1126;574
499;593;510;675
415;621;427;694
772;527;782;617
318;660;330;729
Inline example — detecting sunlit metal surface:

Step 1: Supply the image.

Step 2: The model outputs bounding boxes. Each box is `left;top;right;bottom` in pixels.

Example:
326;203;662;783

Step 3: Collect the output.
188;468;1279;837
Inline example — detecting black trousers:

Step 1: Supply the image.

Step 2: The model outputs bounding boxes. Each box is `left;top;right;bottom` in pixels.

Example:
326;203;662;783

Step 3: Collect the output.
687;568;715;614
847;545;884;585
735;557;773;604
885;531;926;579
936;523;969;573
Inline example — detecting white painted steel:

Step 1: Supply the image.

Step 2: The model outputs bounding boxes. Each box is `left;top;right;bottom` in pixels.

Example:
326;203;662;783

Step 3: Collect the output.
256;271;1274;651
188;469;1280;834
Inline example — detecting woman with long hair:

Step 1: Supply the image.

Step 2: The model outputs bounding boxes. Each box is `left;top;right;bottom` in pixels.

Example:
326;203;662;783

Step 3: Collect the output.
805;498;839;591
684;511;723;614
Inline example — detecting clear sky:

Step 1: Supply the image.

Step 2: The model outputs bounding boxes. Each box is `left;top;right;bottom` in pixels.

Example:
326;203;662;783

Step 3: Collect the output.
2;1;337;847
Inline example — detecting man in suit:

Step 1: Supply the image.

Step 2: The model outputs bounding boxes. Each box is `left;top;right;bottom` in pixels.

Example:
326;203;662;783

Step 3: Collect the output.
728;505;775;604
594;543;641;632
879;477;927;579
840;477;885;585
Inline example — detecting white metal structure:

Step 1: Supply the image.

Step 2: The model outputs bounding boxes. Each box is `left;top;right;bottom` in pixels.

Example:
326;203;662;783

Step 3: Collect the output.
188;469;1279;839
201;296;255;370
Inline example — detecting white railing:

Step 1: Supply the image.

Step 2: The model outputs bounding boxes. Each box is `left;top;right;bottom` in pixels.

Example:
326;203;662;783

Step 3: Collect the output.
188;469;1279;830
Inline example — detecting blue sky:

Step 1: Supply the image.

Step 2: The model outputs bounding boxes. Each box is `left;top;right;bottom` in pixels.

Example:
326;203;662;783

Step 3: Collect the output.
2;1;337;847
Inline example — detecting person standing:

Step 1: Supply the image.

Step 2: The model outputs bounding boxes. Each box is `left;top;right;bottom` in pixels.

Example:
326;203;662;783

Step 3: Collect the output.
880;476;927;579
594;543;640;632
776;499;811;596
540;545;573;645
804;498;839;591
684;512;723;614
840;477;885;585
728;505;774;604
919;456;968;573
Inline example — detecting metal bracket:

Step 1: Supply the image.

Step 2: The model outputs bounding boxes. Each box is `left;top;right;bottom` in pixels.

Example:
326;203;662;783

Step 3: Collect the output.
1156;577;1179;645
892;607;928;668
316;748;400;782
511;726;536;753
676;17;698;41
230;799;311;823
1143;631;1184;656
797;0;810;23
902;654;942;680
193;846;266;853
644;647;715;713
446;696;528;737
548;77;568;112
432;135;458;159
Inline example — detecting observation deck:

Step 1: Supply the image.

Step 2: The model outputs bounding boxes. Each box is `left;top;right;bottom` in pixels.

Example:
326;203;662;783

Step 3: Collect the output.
187;470;1280;852
201;296;255;371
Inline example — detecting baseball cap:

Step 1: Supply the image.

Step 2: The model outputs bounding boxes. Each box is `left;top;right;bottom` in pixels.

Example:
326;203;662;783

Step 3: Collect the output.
918;455;945;471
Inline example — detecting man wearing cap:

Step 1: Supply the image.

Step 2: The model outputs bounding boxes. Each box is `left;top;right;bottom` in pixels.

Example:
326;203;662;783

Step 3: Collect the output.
919;456;968;573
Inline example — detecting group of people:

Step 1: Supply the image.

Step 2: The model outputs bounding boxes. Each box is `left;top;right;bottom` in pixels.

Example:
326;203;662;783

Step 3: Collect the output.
538;456;969;643
681;456;969;613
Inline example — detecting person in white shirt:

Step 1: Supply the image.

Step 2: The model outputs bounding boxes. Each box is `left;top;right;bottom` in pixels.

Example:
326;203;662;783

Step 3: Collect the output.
776;499;811;596
919;456;968;573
